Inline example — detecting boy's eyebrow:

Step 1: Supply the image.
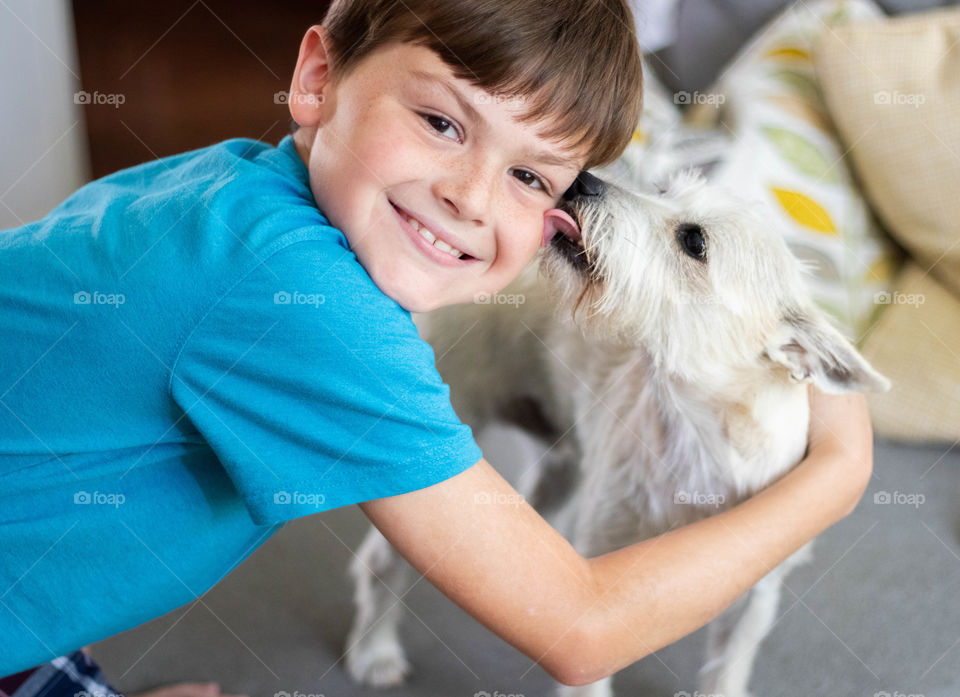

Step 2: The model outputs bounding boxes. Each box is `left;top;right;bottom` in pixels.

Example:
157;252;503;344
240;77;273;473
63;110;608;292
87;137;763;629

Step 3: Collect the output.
406;69;582;171
408;69;486;129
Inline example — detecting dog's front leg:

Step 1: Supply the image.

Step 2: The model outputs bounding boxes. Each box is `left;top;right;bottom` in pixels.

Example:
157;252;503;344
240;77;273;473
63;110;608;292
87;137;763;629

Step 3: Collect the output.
697;574;783;697
344;525;415;687
556;679;615;697
698;541;812;696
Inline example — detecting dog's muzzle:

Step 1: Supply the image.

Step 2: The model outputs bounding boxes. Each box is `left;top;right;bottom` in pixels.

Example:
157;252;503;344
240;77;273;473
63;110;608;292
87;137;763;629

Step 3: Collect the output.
550;171;605;272
561;171;605;201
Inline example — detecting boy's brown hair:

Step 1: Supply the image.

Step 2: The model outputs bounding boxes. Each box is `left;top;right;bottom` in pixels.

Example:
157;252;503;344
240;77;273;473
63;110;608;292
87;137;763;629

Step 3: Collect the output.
309;0;644;171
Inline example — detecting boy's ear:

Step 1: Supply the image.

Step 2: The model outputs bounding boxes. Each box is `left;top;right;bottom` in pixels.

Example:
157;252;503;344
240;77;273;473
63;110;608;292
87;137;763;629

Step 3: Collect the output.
763;308;891;394
288;24;333;128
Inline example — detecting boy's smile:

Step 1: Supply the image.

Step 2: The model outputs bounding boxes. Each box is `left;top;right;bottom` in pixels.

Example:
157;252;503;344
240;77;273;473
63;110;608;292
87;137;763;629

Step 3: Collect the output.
389;199;478;265
287;27;587;312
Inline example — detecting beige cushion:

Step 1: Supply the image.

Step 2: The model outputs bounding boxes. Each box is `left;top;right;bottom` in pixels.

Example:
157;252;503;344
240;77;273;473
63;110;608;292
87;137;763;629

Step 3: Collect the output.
816;8;960;442
858;262;960;443
816;7;960;297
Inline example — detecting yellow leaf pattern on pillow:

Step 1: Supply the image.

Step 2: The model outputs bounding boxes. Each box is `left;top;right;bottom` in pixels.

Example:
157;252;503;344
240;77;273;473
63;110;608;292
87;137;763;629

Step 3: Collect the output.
772;187;838;234
764;46;812;61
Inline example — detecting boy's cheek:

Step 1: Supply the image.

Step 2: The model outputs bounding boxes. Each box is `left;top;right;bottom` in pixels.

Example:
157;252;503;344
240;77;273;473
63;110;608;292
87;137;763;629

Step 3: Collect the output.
490;231;541;290
354;111;423;170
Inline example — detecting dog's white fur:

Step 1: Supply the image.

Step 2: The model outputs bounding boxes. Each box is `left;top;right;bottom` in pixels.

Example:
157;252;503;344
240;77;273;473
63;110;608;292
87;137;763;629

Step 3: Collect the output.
343;169;890;696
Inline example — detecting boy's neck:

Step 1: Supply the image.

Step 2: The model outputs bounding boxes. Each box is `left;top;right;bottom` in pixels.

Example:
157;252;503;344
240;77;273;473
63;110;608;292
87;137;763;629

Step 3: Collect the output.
291;127;314;169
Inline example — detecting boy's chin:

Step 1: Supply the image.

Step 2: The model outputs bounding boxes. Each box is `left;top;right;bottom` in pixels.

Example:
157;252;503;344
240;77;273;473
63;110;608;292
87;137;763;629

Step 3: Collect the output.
397;294;463;314
383;284;441;314
393;287;480;314
370;264;486;313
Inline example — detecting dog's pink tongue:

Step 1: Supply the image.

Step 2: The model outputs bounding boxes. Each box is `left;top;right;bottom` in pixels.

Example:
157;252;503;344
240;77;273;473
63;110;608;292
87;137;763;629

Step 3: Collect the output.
542;208;581;247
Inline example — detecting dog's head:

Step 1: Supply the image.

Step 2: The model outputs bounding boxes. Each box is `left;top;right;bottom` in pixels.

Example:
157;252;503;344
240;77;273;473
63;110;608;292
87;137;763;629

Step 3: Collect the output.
540;168;890;395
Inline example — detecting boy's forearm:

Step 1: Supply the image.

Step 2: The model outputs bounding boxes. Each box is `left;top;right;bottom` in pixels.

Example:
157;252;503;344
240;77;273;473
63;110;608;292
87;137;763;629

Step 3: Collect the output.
568;448;866;685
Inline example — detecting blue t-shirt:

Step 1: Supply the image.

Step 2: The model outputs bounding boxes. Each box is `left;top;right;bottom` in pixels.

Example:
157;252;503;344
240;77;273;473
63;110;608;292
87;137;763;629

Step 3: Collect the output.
0;135;482;674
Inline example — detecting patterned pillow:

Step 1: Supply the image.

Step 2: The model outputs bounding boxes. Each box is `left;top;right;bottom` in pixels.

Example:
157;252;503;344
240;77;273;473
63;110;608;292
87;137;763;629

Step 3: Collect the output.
815;7;960;443
605;0;902;343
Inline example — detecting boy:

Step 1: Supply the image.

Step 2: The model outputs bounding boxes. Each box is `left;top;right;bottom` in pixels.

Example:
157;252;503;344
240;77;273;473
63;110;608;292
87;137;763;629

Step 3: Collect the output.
0;0;875;690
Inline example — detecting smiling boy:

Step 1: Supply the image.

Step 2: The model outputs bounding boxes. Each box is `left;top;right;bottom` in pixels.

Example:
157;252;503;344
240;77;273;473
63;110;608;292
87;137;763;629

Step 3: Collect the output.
287;13;626;312
0;0;876;690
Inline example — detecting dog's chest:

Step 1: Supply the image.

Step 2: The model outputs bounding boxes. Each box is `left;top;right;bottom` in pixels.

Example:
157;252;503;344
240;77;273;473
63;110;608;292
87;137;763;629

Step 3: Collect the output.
545;331;806;532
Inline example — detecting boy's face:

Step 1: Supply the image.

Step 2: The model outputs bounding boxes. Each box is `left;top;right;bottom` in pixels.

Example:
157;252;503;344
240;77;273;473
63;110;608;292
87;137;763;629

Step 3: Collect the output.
287;27;587;313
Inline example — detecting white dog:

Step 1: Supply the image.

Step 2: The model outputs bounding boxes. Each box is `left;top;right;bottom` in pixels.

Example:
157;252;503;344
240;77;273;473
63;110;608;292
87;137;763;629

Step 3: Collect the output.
343;169;890;696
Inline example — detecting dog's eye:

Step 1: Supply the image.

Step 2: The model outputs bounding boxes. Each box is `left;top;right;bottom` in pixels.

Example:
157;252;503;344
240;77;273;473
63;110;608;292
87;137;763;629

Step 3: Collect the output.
676;223;706;261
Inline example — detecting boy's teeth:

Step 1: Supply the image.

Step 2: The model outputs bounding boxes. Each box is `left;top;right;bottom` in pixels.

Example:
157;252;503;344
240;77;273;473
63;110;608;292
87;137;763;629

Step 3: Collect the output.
404;212;464;259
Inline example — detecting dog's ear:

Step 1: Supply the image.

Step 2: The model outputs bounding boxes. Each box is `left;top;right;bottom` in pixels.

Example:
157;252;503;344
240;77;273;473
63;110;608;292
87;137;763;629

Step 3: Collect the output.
764;308;891;394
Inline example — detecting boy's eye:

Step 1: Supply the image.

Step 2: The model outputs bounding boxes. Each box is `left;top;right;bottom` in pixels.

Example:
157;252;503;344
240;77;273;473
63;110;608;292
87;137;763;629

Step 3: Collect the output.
422;113;460;142
420;112;550;195
512;169;549;193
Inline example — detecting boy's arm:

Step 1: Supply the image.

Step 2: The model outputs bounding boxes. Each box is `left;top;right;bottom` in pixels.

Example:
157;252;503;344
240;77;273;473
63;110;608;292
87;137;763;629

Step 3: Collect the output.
359;387;874;687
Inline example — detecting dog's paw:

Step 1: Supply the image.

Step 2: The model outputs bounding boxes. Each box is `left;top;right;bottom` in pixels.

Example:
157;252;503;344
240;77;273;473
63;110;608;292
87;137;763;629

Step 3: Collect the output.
555;682;613;697
345;640;410;687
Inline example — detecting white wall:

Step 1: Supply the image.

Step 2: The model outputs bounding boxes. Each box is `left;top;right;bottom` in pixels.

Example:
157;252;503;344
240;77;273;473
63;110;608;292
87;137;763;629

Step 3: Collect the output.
0;0;90;230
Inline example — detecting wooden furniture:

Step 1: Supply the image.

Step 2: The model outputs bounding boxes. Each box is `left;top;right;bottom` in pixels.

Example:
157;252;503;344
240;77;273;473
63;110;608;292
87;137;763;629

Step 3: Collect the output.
72;0;331;178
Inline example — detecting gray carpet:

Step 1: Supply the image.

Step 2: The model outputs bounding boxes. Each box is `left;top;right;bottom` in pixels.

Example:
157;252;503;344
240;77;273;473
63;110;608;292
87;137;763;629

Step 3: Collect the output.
91;431;960;697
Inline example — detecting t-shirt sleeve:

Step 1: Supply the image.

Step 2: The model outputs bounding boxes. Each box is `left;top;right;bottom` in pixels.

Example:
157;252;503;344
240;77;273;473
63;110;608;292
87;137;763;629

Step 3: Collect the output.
169;237;483;525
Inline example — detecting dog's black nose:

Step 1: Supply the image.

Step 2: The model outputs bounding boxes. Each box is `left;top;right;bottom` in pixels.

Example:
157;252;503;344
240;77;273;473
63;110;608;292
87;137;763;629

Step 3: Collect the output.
561;171;604;201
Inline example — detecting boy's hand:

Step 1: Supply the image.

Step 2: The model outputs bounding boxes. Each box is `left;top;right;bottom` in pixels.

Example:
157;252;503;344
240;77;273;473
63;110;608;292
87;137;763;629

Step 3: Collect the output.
804;384;875;515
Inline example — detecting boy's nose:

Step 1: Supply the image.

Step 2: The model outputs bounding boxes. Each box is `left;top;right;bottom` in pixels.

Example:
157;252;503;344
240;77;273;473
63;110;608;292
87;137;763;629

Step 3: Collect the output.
561;171;604;201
